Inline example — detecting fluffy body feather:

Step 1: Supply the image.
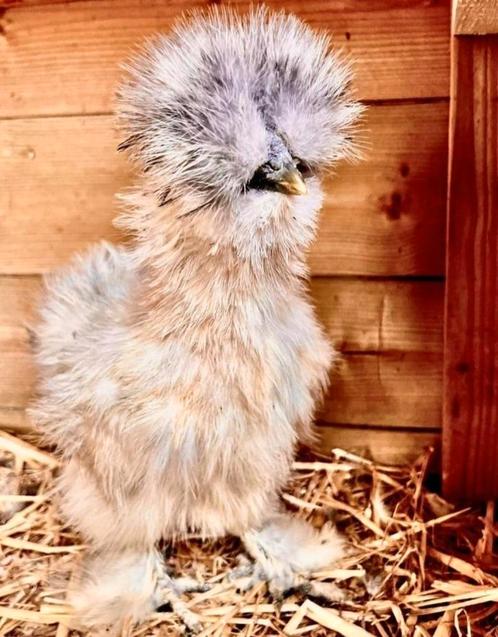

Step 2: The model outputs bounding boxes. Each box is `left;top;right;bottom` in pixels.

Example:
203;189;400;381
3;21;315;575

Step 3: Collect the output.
30;8;361;629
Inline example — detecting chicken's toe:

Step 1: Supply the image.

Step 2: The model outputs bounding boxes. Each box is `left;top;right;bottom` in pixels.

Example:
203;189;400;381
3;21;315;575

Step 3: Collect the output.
156;566;204;633
171;575;211;594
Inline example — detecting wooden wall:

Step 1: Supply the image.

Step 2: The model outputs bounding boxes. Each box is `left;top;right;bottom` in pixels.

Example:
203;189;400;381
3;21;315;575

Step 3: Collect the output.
0;0;450;463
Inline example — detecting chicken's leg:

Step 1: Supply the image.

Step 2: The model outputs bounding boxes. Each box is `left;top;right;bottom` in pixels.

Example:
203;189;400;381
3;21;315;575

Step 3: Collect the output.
155;559;206;634
70;547;206;634
234;513;346;602
59;462;207;633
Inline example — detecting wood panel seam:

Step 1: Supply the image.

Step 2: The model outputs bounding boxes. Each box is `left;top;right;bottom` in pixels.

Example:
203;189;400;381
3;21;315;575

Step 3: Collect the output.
0;97;452;124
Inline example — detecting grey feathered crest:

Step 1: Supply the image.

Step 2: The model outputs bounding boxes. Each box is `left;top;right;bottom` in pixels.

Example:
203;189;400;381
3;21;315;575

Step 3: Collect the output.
117;7;363;208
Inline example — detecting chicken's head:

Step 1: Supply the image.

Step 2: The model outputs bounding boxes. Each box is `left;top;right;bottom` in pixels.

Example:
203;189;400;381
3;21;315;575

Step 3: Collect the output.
117;8;363;255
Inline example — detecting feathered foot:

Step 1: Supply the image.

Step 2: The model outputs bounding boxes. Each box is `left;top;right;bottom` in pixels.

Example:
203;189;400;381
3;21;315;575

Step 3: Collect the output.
231;514;346;605
69;548;209;635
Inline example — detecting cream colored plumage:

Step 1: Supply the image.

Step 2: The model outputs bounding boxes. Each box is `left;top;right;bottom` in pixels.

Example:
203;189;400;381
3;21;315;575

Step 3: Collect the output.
30;7;362;632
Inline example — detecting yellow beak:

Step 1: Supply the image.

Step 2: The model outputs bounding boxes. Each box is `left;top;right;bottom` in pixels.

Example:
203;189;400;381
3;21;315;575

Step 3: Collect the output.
276;166;307;196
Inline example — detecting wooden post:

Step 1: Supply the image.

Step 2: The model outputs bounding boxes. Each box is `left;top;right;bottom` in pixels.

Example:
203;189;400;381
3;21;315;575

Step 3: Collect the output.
443;1;498;500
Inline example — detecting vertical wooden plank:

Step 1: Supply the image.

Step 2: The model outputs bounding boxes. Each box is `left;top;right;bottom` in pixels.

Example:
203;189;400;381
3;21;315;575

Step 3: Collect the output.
443;35;498;500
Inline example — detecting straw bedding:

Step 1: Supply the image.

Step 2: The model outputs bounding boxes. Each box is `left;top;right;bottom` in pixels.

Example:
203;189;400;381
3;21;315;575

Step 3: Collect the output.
0;429;497;636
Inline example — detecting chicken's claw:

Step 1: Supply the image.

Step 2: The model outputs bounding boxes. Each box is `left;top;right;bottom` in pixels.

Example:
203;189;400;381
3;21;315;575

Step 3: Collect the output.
156;565;205;633
227;514;348;608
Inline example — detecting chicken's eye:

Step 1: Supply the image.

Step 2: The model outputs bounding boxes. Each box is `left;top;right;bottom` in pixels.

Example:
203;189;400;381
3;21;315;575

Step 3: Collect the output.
293;158;313;179
247;165;271;191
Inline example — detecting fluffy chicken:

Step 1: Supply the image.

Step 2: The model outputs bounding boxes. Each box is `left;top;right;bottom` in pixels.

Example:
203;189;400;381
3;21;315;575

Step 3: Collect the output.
30;7;362;632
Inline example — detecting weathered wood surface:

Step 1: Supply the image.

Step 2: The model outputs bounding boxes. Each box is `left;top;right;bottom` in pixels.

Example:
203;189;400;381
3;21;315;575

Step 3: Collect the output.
0;276;40;411
3;349;443;426
318;424;439;465
0;275;443;430
0;0;449;460
323;352;442;428
2;350;443;427
311;278;443;354
0;405;440;465
0;116;128;274
0;102;448;275
453;0;498;35
0;408;32;434
0;0;450;118
443;36;498;501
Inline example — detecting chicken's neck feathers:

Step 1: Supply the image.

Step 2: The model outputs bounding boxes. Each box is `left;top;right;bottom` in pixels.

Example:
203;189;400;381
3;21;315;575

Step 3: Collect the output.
118;191;311;343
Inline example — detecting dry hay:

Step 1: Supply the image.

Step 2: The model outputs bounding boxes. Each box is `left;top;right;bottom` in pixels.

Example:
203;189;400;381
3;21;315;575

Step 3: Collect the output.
0;429;497;637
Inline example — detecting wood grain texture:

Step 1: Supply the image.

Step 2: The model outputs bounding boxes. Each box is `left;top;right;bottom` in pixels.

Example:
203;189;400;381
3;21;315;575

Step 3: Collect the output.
2;353;442;422
312;101;448;276
0;276;40;409
0;406;440;465
0;276;40;351
0;275;443;430
443;36;498;500
0;102;448;275
311;278;443;354
453;0;498;35
0;407;32;433
0;0;450;464
0;116;130;274
0;0;450;118
1;275;444;362
0;1;80;6
317;424;440;465
322;352;442;428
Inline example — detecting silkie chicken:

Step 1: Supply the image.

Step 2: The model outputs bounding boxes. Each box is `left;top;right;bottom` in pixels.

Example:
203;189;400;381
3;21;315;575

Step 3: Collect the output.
30;7;363;633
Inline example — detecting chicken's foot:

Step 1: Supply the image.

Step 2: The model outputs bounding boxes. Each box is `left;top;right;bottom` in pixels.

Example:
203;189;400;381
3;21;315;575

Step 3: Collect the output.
227;551;346;606
237;529;306;603
228;514;348;606
155;561;208;634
